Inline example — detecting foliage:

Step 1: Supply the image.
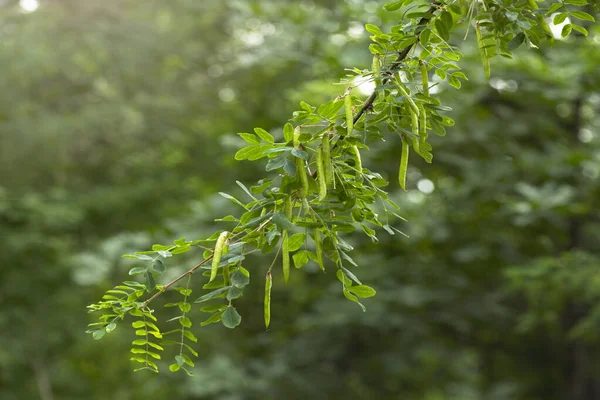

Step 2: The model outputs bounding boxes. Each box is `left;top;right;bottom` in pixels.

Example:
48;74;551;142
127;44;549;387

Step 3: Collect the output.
1;0;599;399
83;0;599;375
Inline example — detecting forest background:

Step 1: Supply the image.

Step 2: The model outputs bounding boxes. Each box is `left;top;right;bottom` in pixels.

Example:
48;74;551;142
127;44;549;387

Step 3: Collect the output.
0;0;599;399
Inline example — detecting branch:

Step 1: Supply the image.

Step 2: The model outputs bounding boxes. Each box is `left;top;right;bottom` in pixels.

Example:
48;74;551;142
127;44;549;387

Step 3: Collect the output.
142;216;273;307
352;2;440;125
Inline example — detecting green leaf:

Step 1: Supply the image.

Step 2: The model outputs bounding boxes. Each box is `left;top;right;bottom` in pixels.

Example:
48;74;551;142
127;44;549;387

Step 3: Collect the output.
201;310;225;326
291;148;308;160
383;1;404;11
434;19;449;42
227;285;244;300
128;266;147;275
230;270;250;288
570;11;595;22
283;123;294;142
152;259;166;274
237;133;260;144
222;306;242;329
234;144;263;161
341;266;362;285
218;192;248;209
293;250;311;269
564;0;588;5
287;233;306;252
365;24;383;36
553;12;568;25
561;24;572;38
92;329;106;340
343;288;366;312
144;270;156;292
254;127;275;143
183;331;198;343
272;212;294;230
179;316;192;328
348;285;377;298
571;24;588;36
546;3;563;14
508;32;525;50
169;363;180;372
194;286;230;303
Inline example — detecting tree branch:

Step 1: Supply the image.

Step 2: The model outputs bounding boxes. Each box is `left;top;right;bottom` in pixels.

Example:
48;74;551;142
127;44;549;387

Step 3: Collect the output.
352;2;440;125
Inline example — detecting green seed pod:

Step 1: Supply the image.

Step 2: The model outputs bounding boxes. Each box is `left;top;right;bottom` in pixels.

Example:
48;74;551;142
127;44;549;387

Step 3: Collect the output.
282;230;290;285
419;104;427;140
420;61;429;96
399;139;409;191
316;147;327;201
296;157;310;197
372;54;382;88
293;125;301;147
264;272;272;329
350;145;363;181
284;195;292;219
314;229;324;272
344;93;354;136
210;231;229;282
321;132;333;185
396;80;420;116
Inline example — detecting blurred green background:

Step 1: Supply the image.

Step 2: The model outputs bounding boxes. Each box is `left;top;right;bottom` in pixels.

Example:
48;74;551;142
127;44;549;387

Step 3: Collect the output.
0;0;599;399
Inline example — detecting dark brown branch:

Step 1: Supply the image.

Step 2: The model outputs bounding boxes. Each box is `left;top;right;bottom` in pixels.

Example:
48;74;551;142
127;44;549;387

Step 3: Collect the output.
352;2;440;125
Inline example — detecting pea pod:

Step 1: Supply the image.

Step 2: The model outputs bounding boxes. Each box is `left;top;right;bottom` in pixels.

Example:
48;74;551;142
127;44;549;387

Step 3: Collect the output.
396;80;420;117
210;231;229;282
284;195;292;219
264;272;272;329
420;61;429;96
399;139;409;191
350;145;363;182
418;104;427;142
344;93;354;136
316;147;327;200
372;54;382;88
282;230;290;285
314;228;324;272
321;132;333;185
296;157;310;197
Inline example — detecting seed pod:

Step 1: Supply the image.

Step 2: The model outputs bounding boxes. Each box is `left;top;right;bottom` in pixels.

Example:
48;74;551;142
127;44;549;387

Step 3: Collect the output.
350;145;363;181
419;104;427;141
282;230;290;285
314;228;324;272
315;147;327;200
210;231;229;282
296;157;310;197
372;54;382;88
264;272;272;329
284;195;292;219
420;61;429;96
396;80;420;116
344;93;353;136
321;132;333;185
293;125;301;147
399;138;409;191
